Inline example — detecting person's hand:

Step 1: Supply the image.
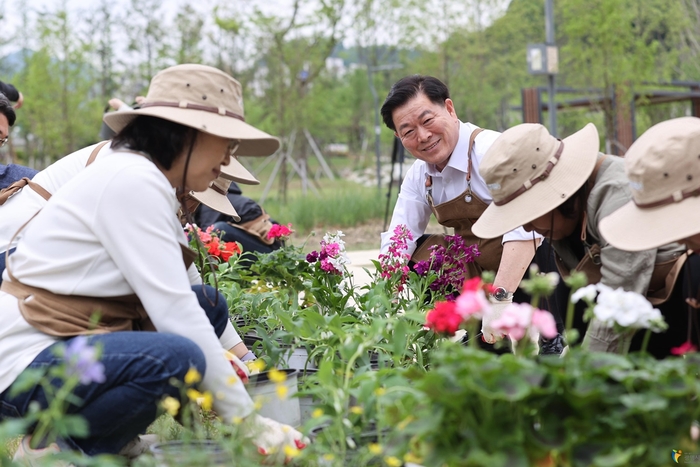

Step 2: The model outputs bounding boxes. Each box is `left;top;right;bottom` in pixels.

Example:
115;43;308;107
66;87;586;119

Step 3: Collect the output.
13;92;23;109
481;298;512;344
242;414;308;464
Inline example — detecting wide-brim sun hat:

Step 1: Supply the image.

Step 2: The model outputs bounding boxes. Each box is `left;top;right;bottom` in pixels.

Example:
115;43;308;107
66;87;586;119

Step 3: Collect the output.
472;122;600;239
221;157;259;185
190;175;240;221
599;116;700;251
103;64;279;157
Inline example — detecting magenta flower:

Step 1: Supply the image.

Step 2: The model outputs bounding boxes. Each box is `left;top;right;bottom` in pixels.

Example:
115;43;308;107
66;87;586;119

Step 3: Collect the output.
267;223;294;240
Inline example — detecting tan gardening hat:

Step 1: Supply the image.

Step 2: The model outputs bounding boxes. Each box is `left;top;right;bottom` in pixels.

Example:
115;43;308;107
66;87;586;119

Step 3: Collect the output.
221;156;259;185
599;117;700;251
190;175;240;221
103;64;280;157
472;123;600;239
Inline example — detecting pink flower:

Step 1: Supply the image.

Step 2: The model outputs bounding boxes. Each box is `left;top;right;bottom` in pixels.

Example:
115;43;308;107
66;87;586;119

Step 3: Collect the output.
671;341;698;356
489;303;533;341
531;309;558;339
425;301;462;336
455;290;489;321
267;223;293;240
198;230;212;244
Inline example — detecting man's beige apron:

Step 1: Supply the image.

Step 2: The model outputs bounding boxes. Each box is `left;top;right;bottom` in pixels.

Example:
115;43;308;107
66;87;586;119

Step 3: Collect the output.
410;129;504;278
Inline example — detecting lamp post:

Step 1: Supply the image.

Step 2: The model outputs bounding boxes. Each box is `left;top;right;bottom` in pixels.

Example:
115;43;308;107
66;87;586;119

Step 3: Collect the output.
526;0;558;136
367;63;404;190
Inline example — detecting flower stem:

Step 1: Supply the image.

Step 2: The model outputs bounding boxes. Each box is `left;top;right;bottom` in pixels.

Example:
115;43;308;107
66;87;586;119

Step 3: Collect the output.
640;329;651;355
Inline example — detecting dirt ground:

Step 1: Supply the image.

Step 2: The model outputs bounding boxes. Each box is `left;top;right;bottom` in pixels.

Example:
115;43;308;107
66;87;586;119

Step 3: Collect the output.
299;217;447;252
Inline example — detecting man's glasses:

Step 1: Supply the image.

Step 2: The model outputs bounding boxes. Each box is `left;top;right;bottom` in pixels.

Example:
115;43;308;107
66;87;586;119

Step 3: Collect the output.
0;136;7;147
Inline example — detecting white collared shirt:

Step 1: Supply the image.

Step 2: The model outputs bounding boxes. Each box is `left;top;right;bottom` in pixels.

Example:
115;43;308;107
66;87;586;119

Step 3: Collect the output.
381;121;543;256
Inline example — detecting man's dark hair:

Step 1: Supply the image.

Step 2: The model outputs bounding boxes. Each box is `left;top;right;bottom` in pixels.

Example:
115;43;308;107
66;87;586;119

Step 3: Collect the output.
0;93;16;127
111;116;197;170
380;75;451;131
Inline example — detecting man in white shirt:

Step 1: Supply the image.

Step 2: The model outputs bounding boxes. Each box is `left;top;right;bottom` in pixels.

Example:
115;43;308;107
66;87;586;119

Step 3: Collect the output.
380;75;564;351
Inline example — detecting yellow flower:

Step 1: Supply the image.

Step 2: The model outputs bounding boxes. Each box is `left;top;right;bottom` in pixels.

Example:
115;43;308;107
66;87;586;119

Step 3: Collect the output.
323;454;335;461
254;398;263;411
186;388;203;402
312;408;324;419
368;443;382;455
268;368;286;383
199;391;213;411
184;367;201;385
232;416;243;425
283;445;300;458
276;384;288;400
404;452;423;464
397;415;415;430
384;456;402;467
247;359;266;373
349;406;363;415
227;376;239;386
374;387;387;396
161;397;180;417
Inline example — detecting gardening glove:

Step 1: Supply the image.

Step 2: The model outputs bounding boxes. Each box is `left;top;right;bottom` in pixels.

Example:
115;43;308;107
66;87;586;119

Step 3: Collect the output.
481;298;512;344
243;414;309;464
224;350;250;383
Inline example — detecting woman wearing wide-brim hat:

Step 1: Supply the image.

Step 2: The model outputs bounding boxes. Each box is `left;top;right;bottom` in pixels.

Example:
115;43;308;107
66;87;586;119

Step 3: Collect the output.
472;122;689;357
0;64;305;462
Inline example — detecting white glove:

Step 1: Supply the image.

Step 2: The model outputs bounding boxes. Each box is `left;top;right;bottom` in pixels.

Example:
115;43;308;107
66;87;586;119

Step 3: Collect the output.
224;350;250;383
481;298;512;344
242;414;309;464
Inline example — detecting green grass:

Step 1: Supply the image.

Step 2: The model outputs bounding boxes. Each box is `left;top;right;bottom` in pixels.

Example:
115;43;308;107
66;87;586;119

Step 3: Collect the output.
238;155;399;235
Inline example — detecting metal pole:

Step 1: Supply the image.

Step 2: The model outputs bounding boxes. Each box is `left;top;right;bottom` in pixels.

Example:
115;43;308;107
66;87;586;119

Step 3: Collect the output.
545;0;557;136
367;68;382;191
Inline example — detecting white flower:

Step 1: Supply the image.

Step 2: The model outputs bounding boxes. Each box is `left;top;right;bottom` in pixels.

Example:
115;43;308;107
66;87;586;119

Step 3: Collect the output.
592;287;666;330
544;272;560;288
571;284;598;303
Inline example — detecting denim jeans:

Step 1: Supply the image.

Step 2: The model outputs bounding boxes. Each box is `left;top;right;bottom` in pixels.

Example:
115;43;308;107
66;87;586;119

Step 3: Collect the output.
0;284;229;455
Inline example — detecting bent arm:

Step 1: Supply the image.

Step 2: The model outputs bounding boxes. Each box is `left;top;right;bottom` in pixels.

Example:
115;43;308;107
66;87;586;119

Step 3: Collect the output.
494;239;538;292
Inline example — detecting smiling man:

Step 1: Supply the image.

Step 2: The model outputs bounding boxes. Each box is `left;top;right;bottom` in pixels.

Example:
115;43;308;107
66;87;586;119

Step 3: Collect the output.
379;75;564;352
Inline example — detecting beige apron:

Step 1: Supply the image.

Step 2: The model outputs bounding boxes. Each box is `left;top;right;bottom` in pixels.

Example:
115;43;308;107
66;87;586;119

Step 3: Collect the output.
555;155;686;305
410;129;504;277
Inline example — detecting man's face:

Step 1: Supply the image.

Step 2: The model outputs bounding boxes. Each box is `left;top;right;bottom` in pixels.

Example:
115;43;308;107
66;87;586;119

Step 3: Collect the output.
0;114;9;145
392;93;460;171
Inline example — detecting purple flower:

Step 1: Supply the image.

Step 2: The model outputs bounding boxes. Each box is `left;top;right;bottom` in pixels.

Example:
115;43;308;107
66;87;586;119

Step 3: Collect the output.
414;261;430;276
306;251;319;263
64;336;106;385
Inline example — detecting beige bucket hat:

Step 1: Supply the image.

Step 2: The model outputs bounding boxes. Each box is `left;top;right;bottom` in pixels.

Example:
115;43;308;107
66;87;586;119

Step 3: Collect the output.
221;156;259;185
599;117;700;251
472;123;600;239
103;64;280;157
191;176;240;221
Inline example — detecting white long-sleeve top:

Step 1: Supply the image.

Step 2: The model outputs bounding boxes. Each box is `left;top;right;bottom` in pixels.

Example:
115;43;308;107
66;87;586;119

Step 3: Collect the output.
0;143;242;351
0;152;253;420
380;121;543;255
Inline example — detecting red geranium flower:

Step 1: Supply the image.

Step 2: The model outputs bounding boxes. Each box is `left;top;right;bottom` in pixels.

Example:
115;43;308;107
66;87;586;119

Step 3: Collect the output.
220;242;241;261
671;341;697;356
425;301;462;336
267;223;293;240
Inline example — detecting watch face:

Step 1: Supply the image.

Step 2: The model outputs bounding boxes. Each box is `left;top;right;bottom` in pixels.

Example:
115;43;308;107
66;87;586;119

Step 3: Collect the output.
494;287;508;300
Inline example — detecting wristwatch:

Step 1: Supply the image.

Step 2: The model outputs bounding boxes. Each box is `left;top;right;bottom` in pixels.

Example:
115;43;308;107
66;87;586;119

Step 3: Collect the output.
492;286;513;301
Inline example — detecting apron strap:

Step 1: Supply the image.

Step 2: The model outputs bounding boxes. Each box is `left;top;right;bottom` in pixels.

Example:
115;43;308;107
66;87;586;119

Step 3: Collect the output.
86;141;109;167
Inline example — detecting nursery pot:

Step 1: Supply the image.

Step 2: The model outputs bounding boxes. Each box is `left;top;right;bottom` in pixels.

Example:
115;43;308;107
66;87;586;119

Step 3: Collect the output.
281;345;317;371
247;368;301;427
150;440;230;467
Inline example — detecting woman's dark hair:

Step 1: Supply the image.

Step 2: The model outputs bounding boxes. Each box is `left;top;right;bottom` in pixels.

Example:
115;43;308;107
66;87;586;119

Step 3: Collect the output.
556;184;587;219
0;93;16;127
111;116;197;170
380;75;450;131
